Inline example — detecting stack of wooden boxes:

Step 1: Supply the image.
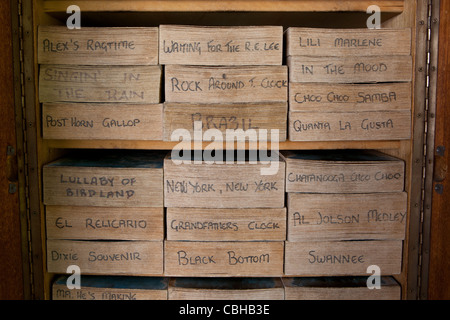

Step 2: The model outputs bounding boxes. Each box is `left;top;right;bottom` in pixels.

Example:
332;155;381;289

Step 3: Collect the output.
282;27;413;299
160;25;288;141
282;150;407;299
38;27;167;299
38;24;415;300
39;26;163;141
160;25;287;299
43;150;165;277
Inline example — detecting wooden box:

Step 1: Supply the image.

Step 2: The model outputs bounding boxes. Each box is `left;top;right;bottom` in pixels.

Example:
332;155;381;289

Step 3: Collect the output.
164;65;287;103
52;275;168;300
159;25;283;65
287;192;407;241
285;28;411;57
42;103;163;140
47;239;164;276
289;83;411;112
38;26;159;65
168;277;284;300
163;102;287;142
43;150;165;207
39;65;162;103
164;241;284;277
164;152;285;208
166;207;286;241
282;277;401;300
288;109;411;141
284;240;403;276
287;55;412;83
283;150;405;193
46;206;164;241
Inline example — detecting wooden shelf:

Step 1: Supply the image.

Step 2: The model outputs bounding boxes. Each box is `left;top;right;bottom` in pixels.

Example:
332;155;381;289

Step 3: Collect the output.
43;0;404;13
44;139;402;150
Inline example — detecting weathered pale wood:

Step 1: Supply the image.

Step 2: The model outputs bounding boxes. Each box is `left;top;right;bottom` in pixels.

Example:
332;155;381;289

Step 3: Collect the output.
163;102;287;141
39;65;161;103
43;167;163;207
42;103;163;140
284;240;403;276
289;82;411;112
46;206;164;241
159;25;282;65
47;240;164;275
287;192;407;241
283;150;405;193
288;109;411;141
164;241;284;277
286;28;411;56
282;277;401;300
43;151;164;207
168;277;284;300
38;26;159;65
164;65;287;103
52;275;168;300
166;207;286;241
164;154;285;208
288;55;412;83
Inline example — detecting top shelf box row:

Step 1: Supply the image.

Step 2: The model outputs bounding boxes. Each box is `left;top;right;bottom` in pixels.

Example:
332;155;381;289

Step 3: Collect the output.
42;0;405;13
38;25;411;66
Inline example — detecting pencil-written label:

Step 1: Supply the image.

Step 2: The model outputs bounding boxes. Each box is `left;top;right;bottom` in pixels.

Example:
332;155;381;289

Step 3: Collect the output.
38;26;159;65
46;240;164;275
39;65;161;103
164;65;287;103
44;166;163;207
162;39;280;55
159;26;283;65
288;56;412;83
60;174;137;200
289;111;411;141
169;75;287;92
286;28;411;56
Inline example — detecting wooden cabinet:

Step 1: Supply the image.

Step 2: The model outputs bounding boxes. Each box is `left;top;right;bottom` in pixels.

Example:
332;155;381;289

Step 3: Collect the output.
6;0;446;300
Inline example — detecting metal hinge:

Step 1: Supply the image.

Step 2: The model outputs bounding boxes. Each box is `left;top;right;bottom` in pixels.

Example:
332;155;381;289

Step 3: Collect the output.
418;0;440;300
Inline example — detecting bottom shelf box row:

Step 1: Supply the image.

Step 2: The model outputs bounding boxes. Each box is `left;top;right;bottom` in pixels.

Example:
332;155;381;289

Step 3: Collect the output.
47;240;402;277
52;276;401;300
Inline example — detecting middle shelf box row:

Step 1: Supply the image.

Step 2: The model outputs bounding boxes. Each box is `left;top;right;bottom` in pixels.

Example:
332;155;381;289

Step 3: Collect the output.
43;149;407;277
